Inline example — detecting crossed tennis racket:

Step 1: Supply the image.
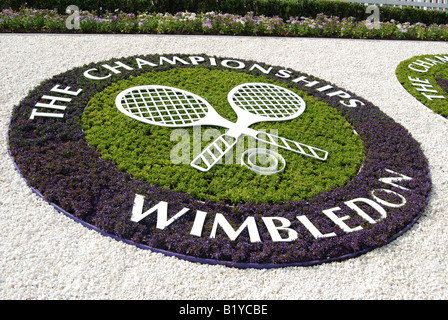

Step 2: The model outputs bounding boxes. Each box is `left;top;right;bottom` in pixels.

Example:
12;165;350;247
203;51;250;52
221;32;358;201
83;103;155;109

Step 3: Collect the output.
115;83;328;172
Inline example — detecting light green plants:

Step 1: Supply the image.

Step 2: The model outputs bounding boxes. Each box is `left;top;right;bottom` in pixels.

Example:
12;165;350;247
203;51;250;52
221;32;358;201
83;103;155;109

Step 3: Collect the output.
83;67;364;204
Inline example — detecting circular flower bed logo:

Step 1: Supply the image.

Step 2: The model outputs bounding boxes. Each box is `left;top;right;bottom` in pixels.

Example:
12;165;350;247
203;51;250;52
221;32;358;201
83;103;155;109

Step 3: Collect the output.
8;54;431;268
396;53;448;119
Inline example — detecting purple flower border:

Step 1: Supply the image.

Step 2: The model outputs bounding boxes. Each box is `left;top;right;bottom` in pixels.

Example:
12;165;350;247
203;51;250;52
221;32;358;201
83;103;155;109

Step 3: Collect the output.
7;54;432;268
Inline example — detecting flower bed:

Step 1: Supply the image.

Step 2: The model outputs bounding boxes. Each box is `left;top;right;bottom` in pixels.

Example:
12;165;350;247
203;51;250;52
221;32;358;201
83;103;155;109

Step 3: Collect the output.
8;54;431;268
396;53;448;119
1;8;448;41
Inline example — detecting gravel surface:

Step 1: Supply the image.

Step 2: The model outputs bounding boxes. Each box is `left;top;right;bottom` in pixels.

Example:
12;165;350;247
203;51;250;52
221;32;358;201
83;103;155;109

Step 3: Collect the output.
1;34;447;300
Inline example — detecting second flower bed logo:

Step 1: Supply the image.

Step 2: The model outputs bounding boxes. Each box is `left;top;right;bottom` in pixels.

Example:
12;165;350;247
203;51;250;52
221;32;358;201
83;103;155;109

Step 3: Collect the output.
396;53;448;119
8;54;431;268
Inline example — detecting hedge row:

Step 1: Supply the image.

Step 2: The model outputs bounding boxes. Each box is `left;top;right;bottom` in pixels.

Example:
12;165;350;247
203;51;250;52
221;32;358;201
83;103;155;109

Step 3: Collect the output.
2;0;448;25
3;8;448;41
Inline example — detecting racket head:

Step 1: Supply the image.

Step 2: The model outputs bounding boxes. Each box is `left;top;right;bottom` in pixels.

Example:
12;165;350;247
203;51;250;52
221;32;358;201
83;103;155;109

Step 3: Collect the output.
227;83;306;125
115;85;214;127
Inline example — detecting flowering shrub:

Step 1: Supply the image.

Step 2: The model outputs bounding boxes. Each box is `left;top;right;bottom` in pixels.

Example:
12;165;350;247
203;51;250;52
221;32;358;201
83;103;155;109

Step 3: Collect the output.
1;7;448;40
3;0;448;26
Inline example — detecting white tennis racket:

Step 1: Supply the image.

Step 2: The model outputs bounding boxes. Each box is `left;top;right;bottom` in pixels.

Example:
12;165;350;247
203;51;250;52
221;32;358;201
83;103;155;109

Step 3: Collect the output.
190;83;328;171
115;85;235;128
115;84;328;172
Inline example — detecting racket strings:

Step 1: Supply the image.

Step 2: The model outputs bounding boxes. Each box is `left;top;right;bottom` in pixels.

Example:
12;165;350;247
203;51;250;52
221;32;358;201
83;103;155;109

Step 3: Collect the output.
119;87;209;125
231;84;302;119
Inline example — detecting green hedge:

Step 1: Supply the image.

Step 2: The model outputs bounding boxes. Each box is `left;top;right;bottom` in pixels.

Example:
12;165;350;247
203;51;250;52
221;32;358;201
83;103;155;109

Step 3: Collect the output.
2;0;448;25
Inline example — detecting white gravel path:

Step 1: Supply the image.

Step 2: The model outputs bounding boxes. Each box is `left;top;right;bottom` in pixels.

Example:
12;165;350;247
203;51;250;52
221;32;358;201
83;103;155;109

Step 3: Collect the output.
1;34;447;300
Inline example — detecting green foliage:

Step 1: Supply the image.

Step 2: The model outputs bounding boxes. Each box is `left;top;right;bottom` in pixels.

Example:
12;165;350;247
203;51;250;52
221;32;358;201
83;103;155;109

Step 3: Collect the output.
82;67;364;204
1;0;447;25
2;8;447;41
396;54;448;119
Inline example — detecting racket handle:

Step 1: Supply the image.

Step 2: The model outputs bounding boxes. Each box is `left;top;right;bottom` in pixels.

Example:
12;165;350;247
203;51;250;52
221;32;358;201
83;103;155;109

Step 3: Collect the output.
190;134;238;172
254;132;328;161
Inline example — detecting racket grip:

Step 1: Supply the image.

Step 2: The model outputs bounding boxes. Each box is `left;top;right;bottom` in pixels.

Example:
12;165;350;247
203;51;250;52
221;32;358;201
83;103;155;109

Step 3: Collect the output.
190;134;238;172
254;132;328;161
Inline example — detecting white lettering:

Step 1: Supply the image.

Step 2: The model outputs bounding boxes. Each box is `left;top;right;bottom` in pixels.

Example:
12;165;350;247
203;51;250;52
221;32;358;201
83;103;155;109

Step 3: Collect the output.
408;76;430;83
421;92;446;100
159;56;190;66
322;207;363;233
188;56;205;65
180;304;213;317
379;169;412;190
316;85;334;92
327;90;351;99
344;197;387;224
424;58;444;66
292;75;320;87
371;188;407;208
135;57;157;69
83;68;111;80
275;69;292;78
130;195;189;229
31;95;71;119
410;80;438;93
435;55;448;63
190;210;208;237
340;99;365;108
296;215;336;239
413;59;436;70
408;63;428;73
210;213;261;242
50;84;82;96
221;59;245;69
262;217;298;242
35;95;71;111
249;64;273;74
102;61;134;74
29;85;82;120
30;109;65;120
